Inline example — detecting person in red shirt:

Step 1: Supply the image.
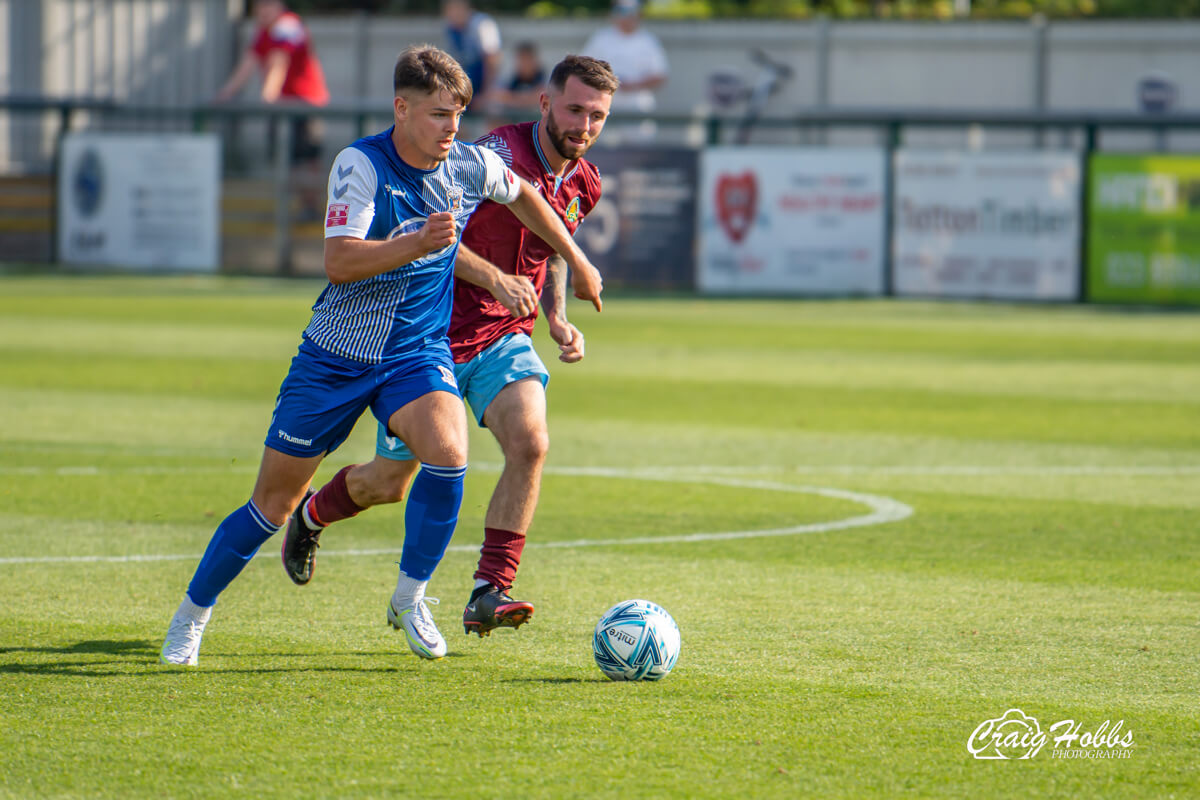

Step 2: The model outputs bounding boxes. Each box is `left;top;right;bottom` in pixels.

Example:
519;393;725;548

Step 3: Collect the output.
280;55;619;638
215;0;330;214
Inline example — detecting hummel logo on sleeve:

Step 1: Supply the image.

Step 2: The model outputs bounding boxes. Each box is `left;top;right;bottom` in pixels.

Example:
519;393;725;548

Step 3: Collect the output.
337;164;354;180
333;183;349;199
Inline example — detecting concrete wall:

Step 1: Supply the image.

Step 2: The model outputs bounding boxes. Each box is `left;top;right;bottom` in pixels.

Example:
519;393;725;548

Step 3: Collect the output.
247;15;1200;153
291;16;1200;114
1;0;239;170
6;6;1200;170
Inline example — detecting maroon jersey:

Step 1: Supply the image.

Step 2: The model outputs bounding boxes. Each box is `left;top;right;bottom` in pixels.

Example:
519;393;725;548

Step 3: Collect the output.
448;121;602;363
250;11;329;106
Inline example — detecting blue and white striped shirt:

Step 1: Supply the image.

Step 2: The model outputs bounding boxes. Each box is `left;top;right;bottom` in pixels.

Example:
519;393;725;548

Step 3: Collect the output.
309;127;520;363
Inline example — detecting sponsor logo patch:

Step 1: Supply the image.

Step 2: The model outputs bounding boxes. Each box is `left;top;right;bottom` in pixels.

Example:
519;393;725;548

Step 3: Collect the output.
326;203;349;227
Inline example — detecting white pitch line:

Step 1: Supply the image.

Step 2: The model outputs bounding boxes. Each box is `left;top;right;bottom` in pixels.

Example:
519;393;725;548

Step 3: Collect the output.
0;470;912;565
545;464;1200;477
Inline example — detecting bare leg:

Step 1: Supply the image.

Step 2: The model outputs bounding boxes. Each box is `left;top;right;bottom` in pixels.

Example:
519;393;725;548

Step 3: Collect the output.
481;377;549;533
387;389;469;466
250;447;325;526
468;377;548;593
346;456;421;508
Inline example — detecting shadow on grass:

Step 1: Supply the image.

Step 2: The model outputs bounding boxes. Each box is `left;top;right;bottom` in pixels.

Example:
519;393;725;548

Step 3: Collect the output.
0;638;454;676
0;662;412;677
0;639;157;657
502;676;607;684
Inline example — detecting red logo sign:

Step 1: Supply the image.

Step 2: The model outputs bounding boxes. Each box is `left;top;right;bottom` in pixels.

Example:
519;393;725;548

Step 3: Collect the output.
715;172;757;243
325;203;349;228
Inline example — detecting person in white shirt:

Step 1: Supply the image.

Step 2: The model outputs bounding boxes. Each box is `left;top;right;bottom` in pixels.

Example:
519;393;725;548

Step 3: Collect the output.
582;0;668;141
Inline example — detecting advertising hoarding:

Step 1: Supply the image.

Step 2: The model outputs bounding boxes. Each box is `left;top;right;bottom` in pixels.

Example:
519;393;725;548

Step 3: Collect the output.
579;146;698;289
893;150;1081;301
1088;154;1200;306
697;147;886;295
58;133;220;271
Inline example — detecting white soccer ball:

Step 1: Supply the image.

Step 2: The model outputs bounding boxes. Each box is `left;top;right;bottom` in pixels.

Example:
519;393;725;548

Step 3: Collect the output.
592;599;681;681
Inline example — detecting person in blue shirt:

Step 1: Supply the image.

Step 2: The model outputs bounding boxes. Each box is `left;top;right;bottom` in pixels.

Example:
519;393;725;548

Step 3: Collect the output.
160;44;603;667
442;0;502;111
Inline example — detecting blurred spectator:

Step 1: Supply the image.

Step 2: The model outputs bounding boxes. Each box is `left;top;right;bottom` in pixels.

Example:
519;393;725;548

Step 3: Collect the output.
582;0;668;141
493;41;547;117
442;0;503;109
215;0;329;218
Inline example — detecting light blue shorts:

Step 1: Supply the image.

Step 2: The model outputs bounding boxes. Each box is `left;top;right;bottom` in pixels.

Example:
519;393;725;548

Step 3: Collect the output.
377;332;549;461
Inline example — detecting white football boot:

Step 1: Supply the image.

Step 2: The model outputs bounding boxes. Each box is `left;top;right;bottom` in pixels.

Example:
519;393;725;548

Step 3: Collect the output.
388;597;446;660
159;601;211;666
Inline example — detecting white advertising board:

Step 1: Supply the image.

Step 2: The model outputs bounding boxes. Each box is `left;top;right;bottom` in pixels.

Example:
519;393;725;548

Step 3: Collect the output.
58;133;220;271
697;147;886;295
893;150;1081;300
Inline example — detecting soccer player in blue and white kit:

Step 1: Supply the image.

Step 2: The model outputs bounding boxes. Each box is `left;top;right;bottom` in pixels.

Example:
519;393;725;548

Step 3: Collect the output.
160;45;603;665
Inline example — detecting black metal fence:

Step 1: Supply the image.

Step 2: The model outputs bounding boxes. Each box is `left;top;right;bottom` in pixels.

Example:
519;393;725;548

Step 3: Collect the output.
4;95;1200;287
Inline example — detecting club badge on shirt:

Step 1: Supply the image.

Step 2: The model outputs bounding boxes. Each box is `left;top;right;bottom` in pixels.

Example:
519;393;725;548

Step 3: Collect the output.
447;186;463;212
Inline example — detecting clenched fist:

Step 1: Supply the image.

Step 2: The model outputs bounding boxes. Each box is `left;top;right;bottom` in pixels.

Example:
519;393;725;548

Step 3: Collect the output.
417;212;457;254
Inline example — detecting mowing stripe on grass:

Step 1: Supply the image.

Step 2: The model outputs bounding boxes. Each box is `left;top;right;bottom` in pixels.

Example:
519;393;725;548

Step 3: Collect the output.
0;470;912;565
3;463;1198;477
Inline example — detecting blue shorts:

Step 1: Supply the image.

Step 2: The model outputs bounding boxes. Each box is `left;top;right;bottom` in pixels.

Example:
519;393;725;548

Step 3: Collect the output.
267;339;461;459
376;332;549;461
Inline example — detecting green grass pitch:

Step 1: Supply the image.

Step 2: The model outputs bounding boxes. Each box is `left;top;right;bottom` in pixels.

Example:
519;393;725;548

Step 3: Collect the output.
1;275;1197;799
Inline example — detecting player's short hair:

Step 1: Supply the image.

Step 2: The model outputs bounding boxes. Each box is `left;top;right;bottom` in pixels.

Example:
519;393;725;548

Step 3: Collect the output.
548;55;619;96
393;45;473;107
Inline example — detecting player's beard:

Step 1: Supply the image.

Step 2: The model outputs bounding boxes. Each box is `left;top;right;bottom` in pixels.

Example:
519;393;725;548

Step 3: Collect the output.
544;109;592;162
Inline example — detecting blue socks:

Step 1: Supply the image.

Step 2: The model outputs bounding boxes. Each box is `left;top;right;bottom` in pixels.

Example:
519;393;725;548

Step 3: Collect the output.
186;501;283;607
399;464;467;581
184;464;463;608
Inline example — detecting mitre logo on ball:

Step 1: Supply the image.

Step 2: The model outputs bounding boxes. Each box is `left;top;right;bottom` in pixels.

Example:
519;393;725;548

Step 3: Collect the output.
715;171;757;243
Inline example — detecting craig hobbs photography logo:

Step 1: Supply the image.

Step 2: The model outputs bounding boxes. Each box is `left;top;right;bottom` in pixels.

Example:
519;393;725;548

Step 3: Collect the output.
968;709;1135;760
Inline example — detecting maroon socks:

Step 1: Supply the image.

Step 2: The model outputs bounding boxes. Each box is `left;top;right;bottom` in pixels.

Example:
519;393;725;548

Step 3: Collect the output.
306;465;365;528
473;527;526;589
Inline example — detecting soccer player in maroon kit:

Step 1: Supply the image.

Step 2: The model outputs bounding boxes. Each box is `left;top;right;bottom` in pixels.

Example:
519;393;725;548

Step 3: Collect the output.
279;55;619;637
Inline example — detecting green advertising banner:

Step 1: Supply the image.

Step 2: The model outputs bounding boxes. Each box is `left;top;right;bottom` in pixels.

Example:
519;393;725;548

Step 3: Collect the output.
1089;154;1200;305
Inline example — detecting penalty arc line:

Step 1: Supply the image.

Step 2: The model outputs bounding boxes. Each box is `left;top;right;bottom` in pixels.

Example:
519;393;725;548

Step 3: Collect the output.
0;469;913;566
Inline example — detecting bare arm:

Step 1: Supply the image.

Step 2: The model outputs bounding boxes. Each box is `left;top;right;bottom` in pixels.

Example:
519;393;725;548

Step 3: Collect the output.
541;255;585;363
454;245;538;318
620;74;667;92
494;86;541;110
506;178;603;311
259;50;290;103
214;51;257;102
324;212;456;285
541;255;568;322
